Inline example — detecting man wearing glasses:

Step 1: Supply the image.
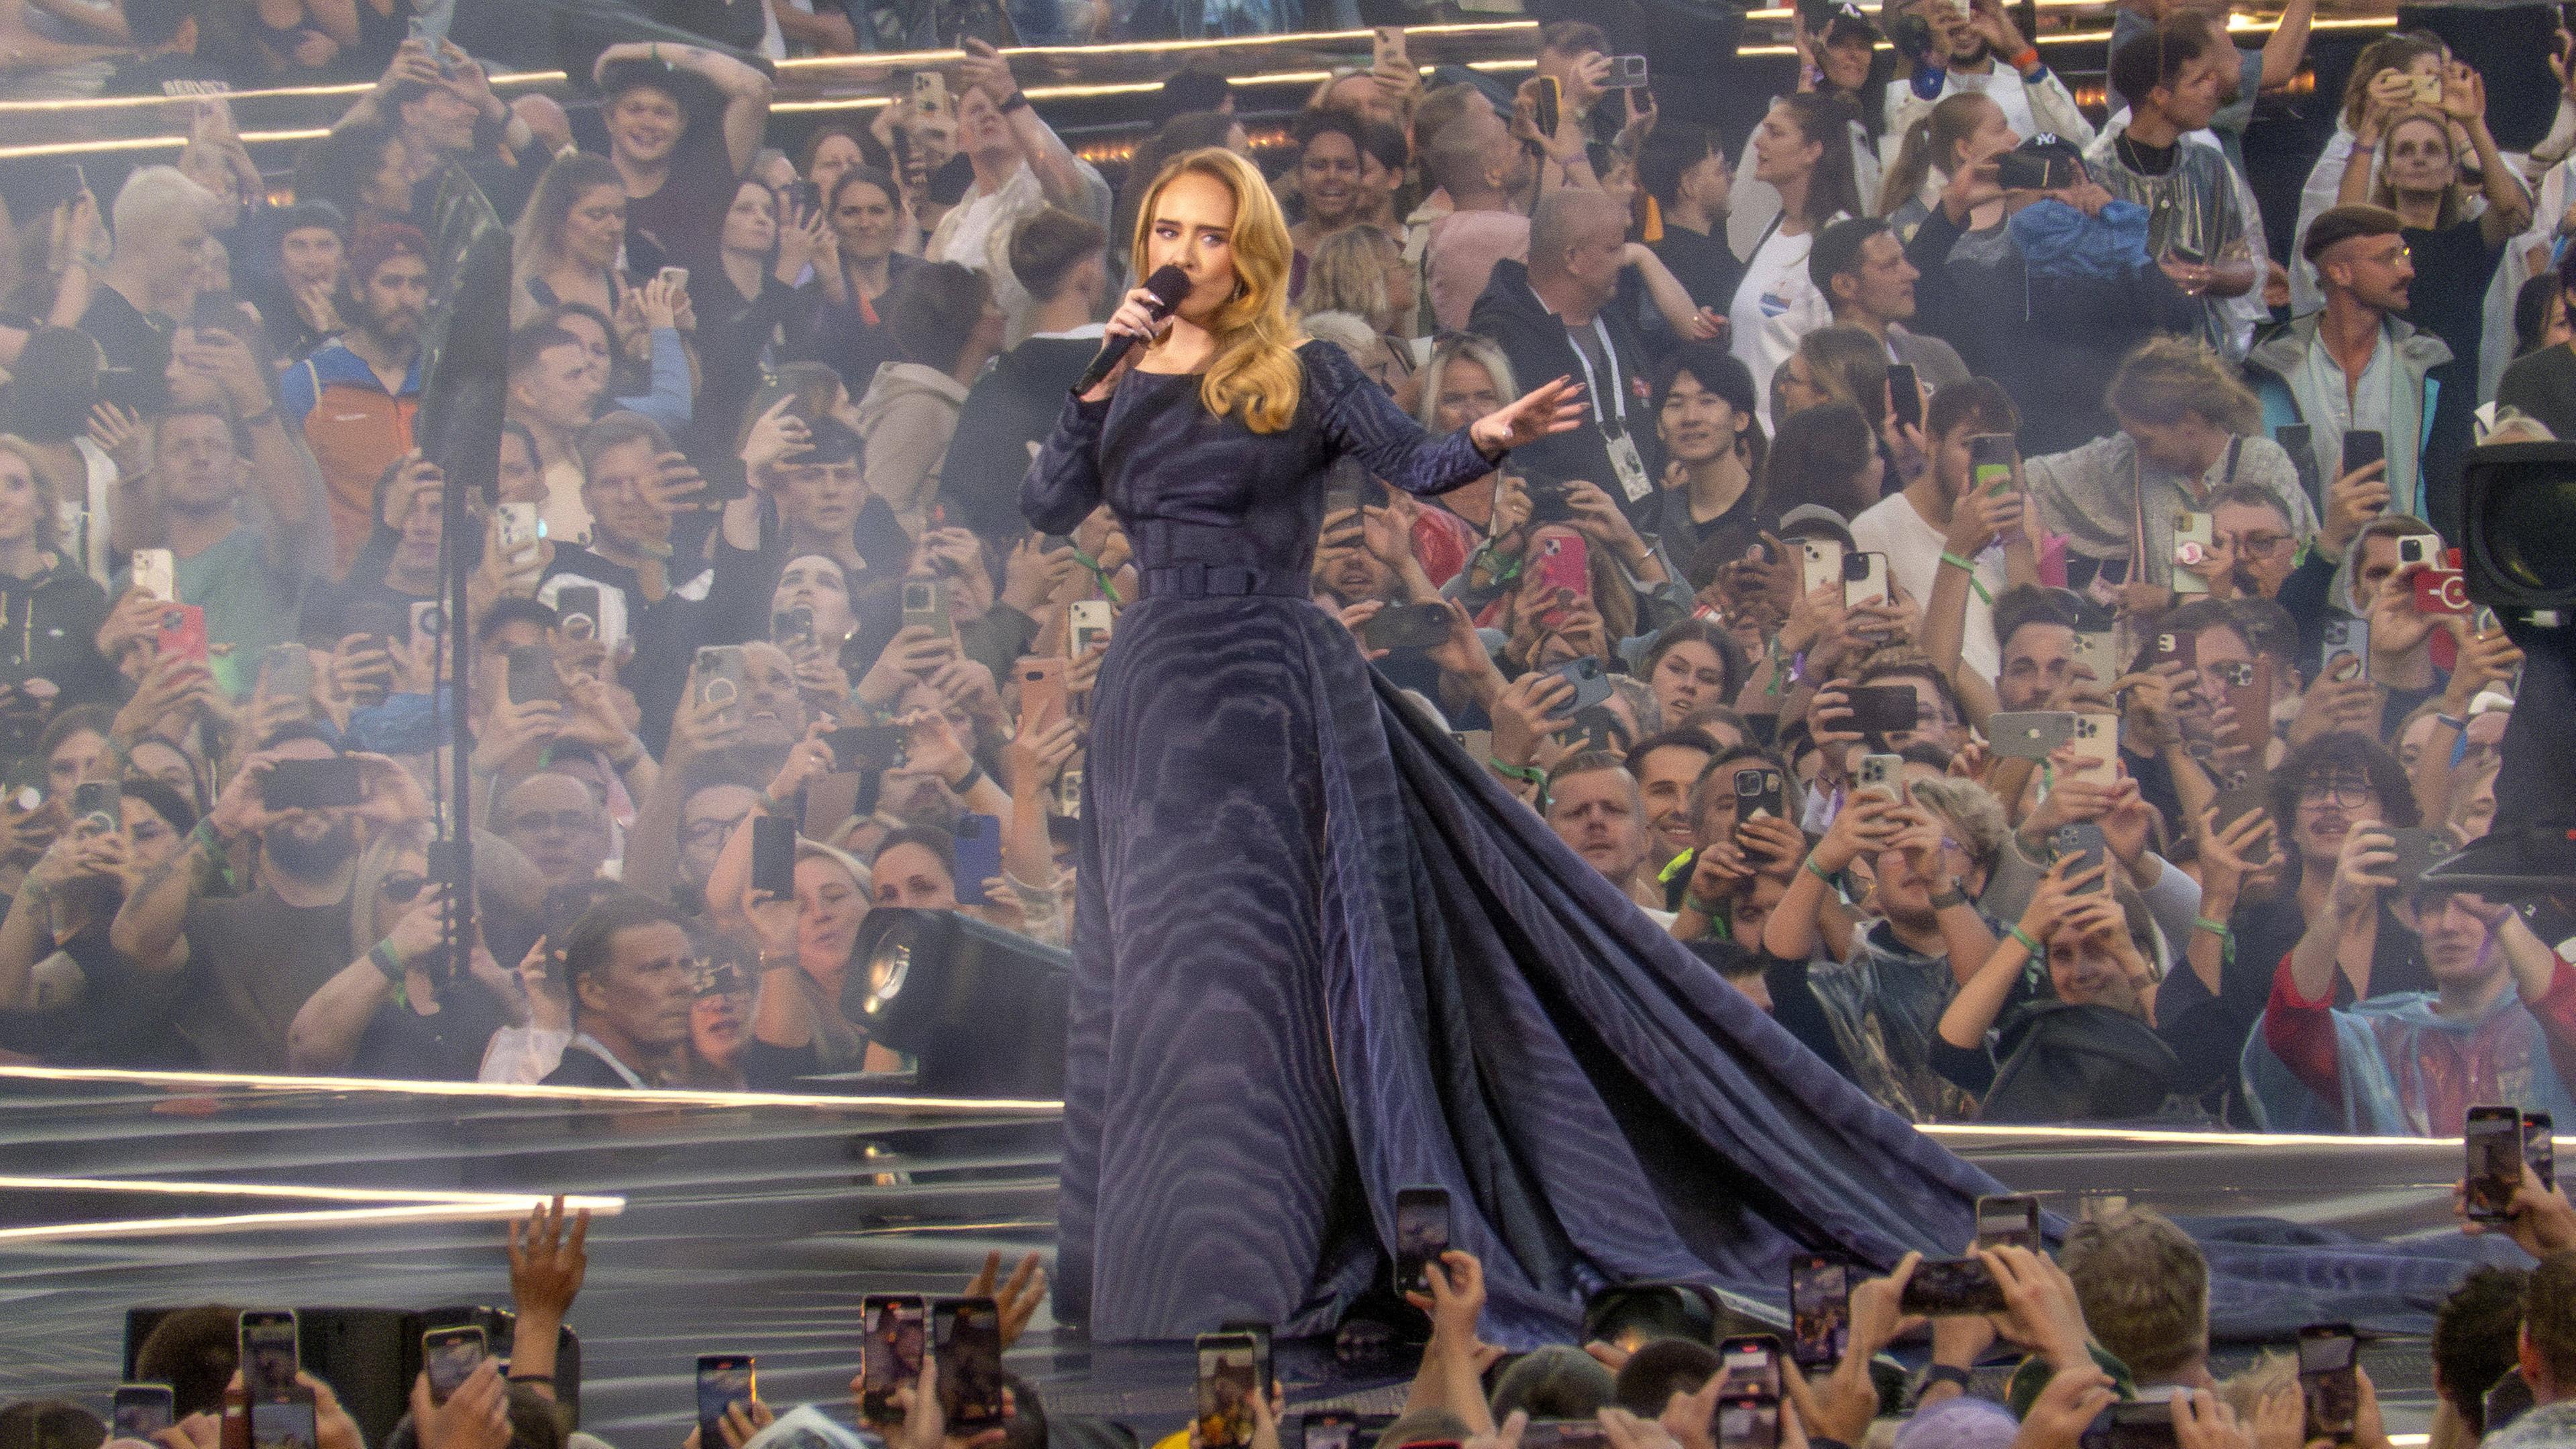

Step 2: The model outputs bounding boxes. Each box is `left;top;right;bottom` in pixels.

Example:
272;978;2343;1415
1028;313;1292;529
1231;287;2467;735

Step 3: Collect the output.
2154;731;2439;1114
2189;482;2302;601
2246;203;2453;531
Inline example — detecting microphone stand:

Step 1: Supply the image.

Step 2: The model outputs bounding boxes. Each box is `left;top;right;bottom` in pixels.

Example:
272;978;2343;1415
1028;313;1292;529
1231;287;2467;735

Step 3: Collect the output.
414;160;514;981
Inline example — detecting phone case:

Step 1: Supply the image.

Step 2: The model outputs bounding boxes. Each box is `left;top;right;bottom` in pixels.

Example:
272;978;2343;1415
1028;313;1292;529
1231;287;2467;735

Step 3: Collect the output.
1988;712;2076;760
2065;712;2119;775
132;549;175;604
1799;540;1843;599
953;814;1004;905
1018;657;1069;735
1841;553;1890;610
2171;511;2214;595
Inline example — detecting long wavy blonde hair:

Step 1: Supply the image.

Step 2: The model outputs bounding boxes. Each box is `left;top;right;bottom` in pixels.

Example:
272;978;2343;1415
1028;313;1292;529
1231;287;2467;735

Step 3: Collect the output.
1130;148;1304;435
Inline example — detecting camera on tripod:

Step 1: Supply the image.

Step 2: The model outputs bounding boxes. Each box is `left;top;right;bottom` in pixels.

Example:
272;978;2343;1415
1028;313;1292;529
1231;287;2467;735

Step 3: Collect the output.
2422;443;2576;900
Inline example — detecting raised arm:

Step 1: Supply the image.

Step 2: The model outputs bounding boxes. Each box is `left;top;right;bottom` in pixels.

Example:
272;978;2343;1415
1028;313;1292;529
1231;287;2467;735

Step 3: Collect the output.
1316;343;1585;497
2257;0;2316;92
592;41;773;175
2444;67;2536;245
959;39;1091;213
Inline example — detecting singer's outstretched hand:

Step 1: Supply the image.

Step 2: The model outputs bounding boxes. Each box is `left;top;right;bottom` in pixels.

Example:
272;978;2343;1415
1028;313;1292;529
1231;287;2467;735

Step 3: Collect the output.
1470;376;1589;459
1080;286;1180;402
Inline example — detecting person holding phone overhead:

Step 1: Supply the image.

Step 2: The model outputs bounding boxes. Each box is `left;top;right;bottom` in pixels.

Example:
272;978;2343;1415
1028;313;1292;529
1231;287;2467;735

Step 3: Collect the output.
1026;145;2008;1344
2329;67;2529;536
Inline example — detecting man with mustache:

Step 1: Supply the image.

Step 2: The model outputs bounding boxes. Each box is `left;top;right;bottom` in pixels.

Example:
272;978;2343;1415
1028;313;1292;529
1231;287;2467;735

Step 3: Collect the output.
280;222;429;572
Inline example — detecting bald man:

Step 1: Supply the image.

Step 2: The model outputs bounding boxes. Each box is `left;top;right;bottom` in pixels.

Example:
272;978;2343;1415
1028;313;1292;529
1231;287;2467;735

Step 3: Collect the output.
1468;188;1664;517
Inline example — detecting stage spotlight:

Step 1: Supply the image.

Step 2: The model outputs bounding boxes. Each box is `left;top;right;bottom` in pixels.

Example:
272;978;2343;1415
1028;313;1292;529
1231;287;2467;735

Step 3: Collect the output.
2460;442;2576;614
846;909;1070;1097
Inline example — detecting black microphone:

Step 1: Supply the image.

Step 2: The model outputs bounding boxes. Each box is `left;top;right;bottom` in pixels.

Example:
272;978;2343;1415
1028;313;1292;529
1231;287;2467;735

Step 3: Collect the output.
1071;264;1190;397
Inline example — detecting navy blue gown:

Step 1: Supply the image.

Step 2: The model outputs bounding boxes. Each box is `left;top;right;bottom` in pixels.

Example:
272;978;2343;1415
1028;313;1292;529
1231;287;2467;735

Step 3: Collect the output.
1022;340;2021;1344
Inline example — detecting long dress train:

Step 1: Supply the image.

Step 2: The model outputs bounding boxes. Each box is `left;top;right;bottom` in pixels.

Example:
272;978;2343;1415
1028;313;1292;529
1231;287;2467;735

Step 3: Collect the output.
1022;340;2029;1344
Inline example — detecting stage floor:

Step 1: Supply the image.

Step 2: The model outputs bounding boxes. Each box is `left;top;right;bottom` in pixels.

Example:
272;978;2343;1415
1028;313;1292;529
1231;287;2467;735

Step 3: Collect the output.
0;1070;2488;1442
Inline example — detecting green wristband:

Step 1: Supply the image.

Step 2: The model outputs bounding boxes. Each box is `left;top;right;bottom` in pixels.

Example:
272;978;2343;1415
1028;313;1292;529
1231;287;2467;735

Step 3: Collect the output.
2009;925;2043;957
1803;854;1836;887
1938;551;1994;606
2193;916;2231;938
1489;757;1545;786
370;938;407;983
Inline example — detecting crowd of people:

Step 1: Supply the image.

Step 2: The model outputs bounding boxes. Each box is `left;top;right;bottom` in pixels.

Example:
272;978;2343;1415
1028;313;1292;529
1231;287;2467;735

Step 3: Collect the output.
0;0;2569;1130
23;1171;2576;1449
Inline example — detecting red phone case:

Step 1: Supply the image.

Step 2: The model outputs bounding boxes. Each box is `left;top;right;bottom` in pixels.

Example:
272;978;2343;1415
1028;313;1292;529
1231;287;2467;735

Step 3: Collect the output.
157;606;209;666
1532;534;1591;601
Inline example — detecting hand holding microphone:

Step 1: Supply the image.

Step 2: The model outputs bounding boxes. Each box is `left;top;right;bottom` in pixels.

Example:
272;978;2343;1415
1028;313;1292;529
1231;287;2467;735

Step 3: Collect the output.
1075;264;1191;401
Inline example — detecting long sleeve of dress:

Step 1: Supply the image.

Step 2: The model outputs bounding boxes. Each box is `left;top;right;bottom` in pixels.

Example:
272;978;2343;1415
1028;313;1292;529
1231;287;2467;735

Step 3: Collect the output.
1306;341;1495;498
1022;392;1111;535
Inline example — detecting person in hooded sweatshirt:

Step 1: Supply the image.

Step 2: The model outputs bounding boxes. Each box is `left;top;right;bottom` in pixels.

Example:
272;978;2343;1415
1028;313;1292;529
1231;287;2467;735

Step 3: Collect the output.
938;207;1110;547
852;262;1006;540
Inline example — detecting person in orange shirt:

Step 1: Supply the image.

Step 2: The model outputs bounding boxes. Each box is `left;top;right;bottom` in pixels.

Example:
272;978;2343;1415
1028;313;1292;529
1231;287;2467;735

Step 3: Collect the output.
279;221;425;572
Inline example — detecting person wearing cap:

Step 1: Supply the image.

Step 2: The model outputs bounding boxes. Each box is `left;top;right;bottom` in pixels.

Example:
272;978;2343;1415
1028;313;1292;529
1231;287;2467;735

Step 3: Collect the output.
2245;204;2453;534
1883;0;2094;178
255;199;347;367
279;221;429;572
1903;133;2202;453
1725;5;1885;269
2086;21;2258;357
1809;216;1968;392
328;35;554;223
586;39;775;275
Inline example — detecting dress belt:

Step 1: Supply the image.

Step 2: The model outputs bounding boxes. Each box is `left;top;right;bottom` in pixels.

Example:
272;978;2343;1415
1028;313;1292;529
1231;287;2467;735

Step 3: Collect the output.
1138;561;1307;599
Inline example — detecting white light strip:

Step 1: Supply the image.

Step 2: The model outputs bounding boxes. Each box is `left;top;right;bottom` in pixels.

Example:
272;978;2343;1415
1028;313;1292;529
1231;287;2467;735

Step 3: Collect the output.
775;19;1534;65
0;1201;621;1245
0;1177;623;1246
1923;1121;2522;1149
0;68;560;114
0;1175;621;1210
0;1062;1060;1114
0;127;329;161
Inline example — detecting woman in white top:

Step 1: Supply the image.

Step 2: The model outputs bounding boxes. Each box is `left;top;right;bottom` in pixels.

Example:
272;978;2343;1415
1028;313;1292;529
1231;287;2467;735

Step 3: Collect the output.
1731;93;1864;432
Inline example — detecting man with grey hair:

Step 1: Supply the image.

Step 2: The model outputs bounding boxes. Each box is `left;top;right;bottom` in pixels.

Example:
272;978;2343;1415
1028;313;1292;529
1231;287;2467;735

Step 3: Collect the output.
82;164;217;413
1468;187;1662;520
1544;753;1674;920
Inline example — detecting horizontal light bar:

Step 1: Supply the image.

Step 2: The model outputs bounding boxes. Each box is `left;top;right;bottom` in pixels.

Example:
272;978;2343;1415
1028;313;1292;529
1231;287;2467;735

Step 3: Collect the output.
0;1175;623;1246
0;1174;619;1209
0;1061;1061;1113
0;1200;622;1246
0;68;561;115
0;127;328;161
774;18;1534;66
1925;1120;2529;1150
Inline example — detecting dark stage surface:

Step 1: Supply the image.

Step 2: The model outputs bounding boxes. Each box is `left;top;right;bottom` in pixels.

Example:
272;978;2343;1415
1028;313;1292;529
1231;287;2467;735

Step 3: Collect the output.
0;1069;2491;1443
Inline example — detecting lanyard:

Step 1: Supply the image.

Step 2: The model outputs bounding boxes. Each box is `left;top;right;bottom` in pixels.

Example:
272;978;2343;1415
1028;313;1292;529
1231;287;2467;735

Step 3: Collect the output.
567;1033;647;1088
1564;313;1629;436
